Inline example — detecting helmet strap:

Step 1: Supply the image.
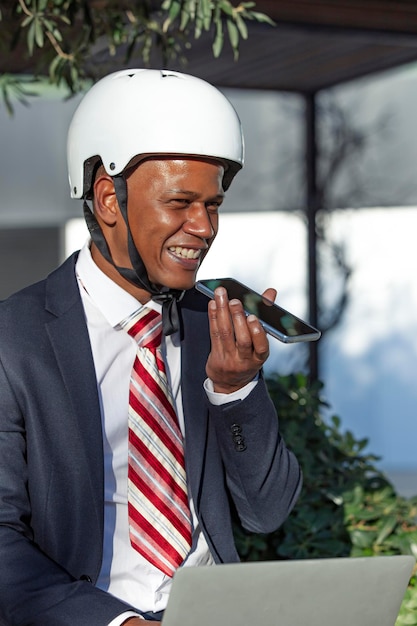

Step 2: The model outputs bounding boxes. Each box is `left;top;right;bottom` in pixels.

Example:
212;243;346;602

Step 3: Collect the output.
83;175;185;335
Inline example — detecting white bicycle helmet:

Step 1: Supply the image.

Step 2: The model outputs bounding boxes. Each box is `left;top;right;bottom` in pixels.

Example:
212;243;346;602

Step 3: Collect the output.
67;68;244;198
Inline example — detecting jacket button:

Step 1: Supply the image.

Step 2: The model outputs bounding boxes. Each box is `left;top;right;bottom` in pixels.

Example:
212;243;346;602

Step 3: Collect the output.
230;424;246;450
80;574;92;583
233;435;246;451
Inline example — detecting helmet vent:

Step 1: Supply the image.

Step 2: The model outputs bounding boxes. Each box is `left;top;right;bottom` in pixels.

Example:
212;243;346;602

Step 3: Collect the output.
161;70;178;79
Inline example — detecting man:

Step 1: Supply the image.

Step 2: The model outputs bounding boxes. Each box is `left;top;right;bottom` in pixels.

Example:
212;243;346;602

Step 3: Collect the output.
0;69;301;626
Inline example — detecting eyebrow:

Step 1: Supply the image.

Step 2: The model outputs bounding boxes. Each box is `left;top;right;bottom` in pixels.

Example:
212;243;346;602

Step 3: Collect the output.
165;189;225;199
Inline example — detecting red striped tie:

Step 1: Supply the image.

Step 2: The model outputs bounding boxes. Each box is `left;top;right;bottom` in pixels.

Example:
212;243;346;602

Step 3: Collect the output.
122;307;192;577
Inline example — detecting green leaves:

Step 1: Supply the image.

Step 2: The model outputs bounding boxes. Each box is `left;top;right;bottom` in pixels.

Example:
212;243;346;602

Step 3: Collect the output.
2;1;275;112
161;0;274;60
0;74;38;116
18;0;68;56
397;581;417;626
213;1;274;60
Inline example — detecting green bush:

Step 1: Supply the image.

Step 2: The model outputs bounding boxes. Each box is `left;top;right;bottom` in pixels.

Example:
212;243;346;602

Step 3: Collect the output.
234;373;417;624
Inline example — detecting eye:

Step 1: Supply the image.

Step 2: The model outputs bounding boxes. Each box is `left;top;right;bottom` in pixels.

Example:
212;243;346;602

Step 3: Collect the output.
206;200;222;213
169;197;191;208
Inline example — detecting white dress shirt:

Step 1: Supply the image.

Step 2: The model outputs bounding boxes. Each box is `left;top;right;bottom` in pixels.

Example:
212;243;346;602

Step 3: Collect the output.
75;242;257;625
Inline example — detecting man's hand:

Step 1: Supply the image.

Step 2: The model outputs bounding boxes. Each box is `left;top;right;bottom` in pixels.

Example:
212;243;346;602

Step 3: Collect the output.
205;286;277;394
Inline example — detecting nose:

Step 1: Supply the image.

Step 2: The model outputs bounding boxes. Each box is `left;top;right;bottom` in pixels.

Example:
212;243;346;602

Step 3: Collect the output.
184;202;216;239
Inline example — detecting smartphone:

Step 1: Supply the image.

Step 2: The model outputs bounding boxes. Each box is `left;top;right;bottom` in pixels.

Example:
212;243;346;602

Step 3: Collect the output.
195;277;321;344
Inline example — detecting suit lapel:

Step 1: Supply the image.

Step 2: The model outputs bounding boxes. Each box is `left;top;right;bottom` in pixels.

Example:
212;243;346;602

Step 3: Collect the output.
44;254;104;534
180;290;212;507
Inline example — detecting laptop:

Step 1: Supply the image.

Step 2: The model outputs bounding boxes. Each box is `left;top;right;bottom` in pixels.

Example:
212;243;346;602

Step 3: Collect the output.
162;555;415;626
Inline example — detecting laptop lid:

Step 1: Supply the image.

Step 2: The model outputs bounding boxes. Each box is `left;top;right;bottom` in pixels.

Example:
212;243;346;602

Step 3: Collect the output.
162;555;415;626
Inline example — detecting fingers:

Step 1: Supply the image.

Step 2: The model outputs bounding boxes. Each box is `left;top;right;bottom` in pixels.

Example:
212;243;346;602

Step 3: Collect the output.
208;287;269;360
206;286;271;392
207;289;234;349
245;314;270;361
262;287;277;304
229;298;255;357
208;287;247;350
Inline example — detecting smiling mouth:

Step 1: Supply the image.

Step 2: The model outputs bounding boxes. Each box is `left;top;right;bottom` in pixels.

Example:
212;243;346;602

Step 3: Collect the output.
169;246;202;260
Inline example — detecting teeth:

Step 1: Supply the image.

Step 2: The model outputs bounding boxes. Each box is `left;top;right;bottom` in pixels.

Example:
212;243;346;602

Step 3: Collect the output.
169;246;201;260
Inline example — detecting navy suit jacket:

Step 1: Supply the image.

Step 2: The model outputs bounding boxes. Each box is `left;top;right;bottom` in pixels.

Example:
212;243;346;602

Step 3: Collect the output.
0;253;301;626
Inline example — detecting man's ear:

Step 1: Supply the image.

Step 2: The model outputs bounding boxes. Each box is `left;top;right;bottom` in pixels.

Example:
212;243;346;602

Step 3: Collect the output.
93;173;119;226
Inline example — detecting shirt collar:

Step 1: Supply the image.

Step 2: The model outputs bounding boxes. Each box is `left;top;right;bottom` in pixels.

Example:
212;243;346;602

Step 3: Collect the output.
75;241;161;328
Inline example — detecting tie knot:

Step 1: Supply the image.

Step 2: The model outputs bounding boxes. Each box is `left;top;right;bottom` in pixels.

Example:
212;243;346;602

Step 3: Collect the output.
122;307;162;349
